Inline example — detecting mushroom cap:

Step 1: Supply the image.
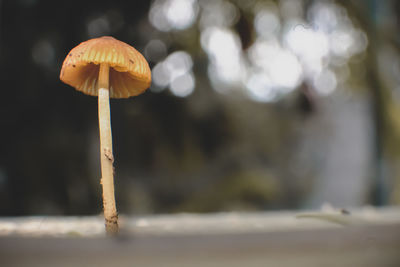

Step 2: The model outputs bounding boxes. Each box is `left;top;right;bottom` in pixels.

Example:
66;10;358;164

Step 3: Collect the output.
60;36;151;98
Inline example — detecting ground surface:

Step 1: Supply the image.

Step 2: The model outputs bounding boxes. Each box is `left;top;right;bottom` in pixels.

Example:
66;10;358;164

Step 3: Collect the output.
1;207;400;267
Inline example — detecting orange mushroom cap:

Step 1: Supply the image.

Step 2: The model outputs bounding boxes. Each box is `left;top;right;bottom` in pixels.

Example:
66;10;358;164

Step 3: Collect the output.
60;36;151;98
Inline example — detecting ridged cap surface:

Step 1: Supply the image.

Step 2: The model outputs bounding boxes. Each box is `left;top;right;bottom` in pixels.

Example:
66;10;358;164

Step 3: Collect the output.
60;36;151;98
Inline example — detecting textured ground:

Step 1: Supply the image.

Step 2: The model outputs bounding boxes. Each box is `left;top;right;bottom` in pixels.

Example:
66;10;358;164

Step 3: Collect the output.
1;207;400;267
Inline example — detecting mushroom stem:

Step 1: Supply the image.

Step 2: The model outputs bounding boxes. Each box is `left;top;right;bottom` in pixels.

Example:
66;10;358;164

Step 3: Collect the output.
98;63;118;235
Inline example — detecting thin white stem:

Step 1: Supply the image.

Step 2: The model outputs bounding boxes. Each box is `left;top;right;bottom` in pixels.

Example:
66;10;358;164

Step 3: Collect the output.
98;63;118;235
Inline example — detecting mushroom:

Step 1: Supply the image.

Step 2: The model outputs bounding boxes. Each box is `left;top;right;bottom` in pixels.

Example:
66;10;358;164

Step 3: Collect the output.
60;36;151;235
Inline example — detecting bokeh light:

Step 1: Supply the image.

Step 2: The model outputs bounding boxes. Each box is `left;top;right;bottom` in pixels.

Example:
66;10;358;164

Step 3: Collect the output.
254;9;281;38
248;40;302;90
87;16;111;37
147;0;369;100
170;72;195;97
245;71;277;102
201;27;244;89
145;39;168;63
313;68;337;96
285;24;329;75
151;51;195;97
198;0;239;29
149;0;199;32
32;39;55;69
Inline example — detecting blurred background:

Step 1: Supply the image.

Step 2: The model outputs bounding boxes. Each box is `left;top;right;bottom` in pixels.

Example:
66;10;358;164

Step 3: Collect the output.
0;0;399;216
